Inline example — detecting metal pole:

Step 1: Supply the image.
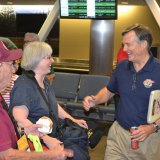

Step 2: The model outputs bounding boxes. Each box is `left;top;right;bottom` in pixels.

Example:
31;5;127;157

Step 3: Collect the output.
38;0;59;41
145;0;160;28
89;20;114;76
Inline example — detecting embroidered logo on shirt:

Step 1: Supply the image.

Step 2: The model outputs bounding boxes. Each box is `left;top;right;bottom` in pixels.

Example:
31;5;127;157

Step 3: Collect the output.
143;79;155;88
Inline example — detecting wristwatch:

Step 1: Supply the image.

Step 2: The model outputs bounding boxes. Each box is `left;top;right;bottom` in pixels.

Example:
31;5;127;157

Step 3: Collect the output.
152;122;160;133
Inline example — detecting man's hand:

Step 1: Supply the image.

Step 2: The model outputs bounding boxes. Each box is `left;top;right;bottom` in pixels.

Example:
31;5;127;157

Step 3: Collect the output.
83;95;96;111
47;145;74;160
130;124;155;142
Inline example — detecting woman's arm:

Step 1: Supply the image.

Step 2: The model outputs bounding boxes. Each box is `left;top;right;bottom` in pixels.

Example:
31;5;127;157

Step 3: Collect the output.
58;104;88;129
13;107;63;148
41;135;62;149
12;105;33;128
58;104;75;121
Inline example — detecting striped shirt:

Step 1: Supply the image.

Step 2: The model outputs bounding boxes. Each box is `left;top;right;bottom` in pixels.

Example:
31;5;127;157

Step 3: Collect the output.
1;74;18;107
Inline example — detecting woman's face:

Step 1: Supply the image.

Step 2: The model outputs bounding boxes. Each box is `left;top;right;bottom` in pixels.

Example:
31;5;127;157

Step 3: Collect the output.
35;55;54;76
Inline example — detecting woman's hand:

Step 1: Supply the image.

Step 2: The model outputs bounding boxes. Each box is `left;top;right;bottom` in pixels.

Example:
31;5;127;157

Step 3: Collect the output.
24;123;44;137
72;119;88;129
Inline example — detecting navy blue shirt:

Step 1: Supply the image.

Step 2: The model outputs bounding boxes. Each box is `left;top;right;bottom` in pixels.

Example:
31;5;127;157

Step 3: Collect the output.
10;74;58;136
107;54;160;129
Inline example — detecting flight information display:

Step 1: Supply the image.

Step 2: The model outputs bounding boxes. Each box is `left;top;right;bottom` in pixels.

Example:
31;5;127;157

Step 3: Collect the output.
60;0;117;20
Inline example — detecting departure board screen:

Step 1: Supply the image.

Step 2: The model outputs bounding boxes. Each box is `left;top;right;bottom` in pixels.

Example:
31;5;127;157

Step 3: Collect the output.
60;0;117;20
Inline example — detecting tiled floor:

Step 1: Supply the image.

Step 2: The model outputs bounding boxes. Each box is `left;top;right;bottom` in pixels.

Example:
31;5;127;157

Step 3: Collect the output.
89;136;107;160
89;123;112;160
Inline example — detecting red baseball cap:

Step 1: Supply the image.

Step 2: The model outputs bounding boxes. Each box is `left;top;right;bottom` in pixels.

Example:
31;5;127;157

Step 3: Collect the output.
0;41;22;62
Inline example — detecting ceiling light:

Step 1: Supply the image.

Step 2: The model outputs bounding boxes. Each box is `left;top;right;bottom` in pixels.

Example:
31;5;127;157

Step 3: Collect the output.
7;1;13;5
121;2;129;5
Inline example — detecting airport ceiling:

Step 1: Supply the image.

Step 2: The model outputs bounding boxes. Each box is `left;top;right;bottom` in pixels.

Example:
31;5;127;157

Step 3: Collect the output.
0;0;160;6
1;0;56;5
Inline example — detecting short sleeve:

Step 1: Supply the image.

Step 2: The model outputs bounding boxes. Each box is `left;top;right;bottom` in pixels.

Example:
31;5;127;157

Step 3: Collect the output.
107;68;119;93
10;77;35;111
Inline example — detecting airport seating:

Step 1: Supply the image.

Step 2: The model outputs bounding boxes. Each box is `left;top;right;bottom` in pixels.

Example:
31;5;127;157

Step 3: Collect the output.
51;72;80;107
52;72;115;122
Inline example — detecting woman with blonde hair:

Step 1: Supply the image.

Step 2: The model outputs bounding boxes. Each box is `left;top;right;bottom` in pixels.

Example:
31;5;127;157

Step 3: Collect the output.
10;41;89;160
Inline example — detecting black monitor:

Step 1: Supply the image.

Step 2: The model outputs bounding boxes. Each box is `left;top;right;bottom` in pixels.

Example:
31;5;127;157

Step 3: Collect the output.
60;0;117;20
16;13;47;33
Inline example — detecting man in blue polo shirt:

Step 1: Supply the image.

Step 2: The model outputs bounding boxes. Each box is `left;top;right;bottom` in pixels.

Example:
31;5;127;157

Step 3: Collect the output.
83;24;160;160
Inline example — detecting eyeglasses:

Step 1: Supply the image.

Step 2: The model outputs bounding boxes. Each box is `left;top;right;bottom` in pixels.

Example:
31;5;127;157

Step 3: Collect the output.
132;73;136;91
43;56;52;60
24;41;31;43
0;62;15;67
5;61;19;68
5;61;13;66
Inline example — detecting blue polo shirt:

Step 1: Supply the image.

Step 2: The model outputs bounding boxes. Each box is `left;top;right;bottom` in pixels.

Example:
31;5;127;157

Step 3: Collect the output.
107;54;160;129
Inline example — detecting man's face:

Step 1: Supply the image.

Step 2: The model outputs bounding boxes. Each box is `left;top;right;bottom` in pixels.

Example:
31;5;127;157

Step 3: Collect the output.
122;31;146;63
0;62;13;91
23;35;38;48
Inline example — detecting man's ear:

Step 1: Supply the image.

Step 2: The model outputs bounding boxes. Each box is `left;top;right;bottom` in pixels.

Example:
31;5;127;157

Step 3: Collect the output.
141;40;148;50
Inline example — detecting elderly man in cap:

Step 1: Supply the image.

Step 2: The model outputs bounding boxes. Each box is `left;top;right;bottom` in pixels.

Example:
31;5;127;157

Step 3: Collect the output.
0;41;73;160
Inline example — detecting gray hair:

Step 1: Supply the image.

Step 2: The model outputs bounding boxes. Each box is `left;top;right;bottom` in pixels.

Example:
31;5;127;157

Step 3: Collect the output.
23;32;40;48
24;32;40;42
21;41;52;71
122;24;153;51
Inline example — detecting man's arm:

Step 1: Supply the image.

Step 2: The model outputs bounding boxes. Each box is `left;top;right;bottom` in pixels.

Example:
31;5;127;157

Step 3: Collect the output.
94;87;114;105
83;87;114;111
0;146;73;160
